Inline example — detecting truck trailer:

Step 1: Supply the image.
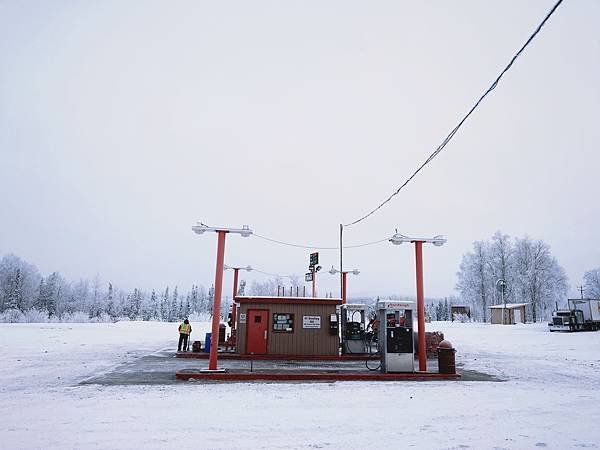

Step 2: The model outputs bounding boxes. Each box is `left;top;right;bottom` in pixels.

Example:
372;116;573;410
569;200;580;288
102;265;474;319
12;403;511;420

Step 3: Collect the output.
548;299;600;332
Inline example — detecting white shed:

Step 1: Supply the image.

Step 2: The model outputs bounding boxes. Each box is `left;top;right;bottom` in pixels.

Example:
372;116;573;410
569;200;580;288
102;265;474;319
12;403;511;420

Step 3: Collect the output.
489;303;529;324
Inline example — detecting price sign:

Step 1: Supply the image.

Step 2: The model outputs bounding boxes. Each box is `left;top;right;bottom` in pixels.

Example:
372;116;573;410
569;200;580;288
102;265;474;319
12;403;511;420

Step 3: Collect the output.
309;252;319;267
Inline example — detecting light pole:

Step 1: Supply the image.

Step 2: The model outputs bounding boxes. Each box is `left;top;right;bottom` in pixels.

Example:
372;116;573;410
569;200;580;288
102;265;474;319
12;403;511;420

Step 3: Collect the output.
496;279;507;325
389;232;446;372
310;266;321;298
224;264;253;337
192;224;252;371
329;266;360;304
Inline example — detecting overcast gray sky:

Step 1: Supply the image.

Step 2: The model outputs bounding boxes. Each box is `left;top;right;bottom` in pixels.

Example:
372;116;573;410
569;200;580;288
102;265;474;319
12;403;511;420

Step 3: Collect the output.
1;0;598;299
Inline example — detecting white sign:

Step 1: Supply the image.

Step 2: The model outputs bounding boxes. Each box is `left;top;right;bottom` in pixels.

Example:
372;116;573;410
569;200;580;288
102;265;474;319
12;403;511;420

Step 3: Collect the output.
377;301;415;310
239;313;247;324
303;315;321;329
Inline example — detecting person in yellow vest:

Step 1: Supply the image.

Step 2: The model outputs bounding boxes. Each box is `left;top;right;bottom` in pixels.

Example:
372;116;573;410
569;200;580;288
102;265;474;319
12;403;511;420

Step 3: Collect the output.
178;319;192;352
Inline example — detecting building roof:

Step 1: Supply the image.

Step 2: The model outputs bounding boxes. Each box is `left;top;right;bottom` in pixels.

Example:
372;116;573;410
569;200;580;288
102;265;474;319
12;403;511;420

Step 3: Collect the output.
235;296;342;306
489;303;529;309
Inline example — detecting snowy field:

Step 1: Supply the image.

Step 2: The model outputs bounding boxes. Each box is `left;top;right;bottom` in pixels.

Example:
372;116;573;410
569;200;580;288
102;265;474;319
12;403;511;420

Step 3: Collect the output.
1;321;599;450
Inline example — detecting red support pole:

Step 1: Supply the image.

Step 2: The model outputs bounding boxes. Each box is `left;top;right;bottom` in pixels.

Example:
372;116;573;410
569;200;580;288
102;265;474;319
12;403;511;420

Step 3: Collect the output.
231;268;239;333
342;272;347;304
414;241;426;372
209;230;227;371
312;270;316;298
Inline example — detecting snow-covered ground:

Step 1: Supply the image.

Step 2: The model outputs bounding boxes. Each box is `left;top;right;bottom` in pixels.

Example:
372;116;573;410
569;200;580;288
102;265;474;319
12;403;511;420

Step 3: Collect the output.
0;321;599;449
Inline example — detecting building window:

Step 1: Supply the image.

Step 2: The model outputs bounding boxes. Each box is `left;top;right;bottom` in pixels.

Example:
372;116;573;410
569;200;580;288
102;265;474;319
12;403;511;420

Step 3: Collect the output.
273;313;294;332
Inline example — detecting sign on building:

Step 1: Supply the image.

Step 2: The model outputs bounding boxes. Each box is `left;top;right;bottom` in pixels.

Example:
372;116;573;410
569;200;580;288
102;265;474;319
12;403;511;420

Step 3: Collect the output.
302;315;321;329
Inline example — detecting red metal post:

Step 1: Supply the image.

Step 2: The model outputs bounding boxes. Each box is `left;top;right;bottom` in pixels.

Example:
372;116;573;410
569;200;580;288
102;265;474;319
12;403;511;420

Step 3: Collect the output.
231;268;239;333
312;269;316;298
209;230;227;370
342;272;347;304
414;241;426;372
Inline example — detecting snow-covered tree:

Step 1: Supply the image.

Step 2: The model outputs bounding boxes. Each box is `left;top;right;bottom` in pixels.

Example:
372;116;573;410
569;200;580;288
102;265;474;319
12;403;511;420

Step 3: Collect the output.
160;287;170;321
207;285;215;316
71;280;90;314
103;283;115;319
131;288;142;320
0;251;210;322
248;277;284;296
584;268;600;299
181;293;190;319
5;268;24;311
147;289;159;320
238;279;246;296
512;237;568;322
488;232;514;305
0;254;41;312
457;233;568;322
170;286;179;322
456;240;493;322
44;272;62;317
189;285;199;314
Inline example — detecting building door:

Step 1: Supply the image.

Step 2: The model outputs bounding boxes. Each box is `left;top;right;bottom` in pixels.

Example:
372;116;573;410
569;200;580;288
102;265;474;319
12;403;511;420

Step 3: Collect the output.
246;309;268;354
514;308;522;324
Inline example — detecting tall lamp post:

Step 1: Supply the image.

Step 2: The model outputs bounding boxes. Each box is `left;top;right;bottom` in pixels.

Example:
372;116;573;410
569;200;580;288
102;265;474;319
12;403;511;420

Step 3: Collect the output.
192;224;252;371
328;266;360;304
224;264;253;336
389;232;446;372
496;279;507;325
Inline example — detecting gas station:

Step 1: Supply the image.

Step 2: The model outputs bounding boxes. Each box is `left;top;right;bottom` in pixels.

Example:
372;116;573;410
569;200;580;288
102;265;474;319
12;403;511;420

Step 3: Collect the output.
175;223;459;382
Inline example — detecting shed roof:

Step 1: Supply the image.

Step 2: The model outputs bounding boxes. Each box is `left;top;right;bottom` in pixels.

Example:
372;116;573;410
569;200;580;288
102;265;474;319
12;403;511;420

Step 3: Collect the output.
489;303;529;309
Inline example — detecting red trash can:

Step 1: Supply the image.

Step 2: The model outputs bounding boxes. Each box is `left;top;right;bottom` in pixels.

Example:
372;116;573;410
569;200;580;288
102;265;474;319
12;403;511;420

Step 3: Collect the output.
437;340;457;374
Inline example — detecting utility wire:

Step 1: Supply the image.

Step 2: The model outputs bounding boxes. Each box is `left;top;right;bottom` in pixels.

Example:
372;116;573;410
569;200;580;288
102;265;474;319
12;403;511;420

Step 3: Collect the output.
196;222;388;250
251;268;299;279
252;232;389;250
344;0;564;227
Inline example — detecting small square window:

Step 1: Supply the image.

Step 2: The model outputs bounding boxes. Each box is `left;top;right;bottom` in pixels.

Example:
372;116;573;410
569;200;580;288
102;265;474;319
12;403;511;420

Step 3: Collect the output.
254;315;261;323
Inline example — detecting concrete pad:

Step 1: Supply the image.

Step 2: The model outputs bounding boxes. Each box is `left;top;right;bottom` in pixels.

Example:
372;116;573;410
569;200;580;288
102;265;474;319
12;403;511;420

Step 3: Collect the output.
78;348;501;385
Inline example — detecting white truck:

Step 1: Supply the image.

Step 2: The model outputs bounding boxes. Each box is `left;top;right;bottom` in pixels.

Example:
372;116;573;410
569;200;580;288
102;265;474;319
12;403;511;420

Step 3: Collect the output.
548;299;600;332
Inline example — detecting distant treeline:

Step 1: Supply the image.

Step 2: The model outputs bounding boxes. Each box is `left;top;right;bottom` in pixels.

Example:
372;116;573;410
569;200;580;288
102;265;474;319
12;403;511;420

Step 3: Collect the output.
0;253;221;323
2;240;598;323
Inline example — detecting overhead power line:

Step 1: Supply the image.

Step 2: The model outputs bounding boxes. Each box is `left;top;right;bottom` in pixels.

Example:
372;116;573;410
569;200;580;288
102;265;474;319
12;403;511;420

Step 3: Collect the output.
251;268;299;279
195;222;389;250
252;232;389;250
344;0;564;227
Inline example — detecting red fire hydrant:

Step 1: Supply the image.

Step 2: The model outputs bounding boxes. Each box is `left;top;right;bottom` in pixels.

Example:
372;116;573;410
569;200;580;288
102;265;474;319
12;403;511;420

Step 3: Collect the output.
437;340;457;374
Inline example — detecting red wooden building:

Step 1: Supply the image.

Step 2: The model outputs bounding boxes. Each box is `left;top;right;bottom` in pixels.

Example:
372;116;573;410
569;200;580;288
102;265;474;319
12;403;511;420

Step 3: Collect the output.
235;296;342;356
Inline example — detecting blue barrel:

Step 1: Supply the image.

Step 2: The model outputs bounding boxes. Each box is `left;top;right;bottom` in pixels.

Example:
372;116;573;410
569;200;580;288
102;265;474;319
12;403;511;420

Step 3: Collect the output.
204;333;212;353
